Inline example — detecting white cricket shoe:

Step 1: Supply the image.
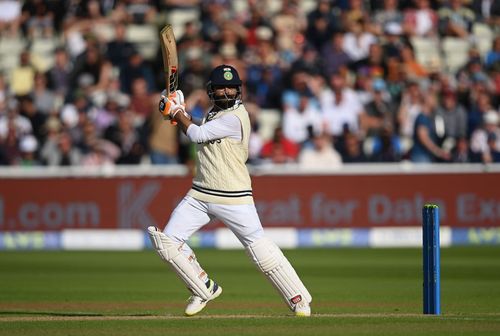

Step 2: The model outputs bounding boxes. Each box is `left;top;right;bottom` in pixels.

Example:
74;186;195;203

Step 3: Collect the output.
294;301;311;317
185;279;222;316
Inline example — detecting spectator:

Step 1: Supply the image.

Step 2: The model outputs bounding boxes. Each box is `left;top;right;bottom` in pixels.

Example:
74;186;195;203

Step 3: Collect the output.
260;126;300;164
282;70;315;110
320;30;352;77
471;0;500;24
104;110;144;164
129;77;154;123
0;0;21;37
122;0;157;24
22;0;54;38
470;110;500;163
47;47;72;98
246;65;283;109
305;0;340;51
438;0;475;38
486;132;500;163
410;95;451;163
373;0;404;36
435;89;468;147
382;22;406;60
32;72;56;115
2;0;499;168
320;71;366;137
177;20;204;52
17;134;40;166
400;43;428;80
41;130;83;166
485;36;500;70
81;138;120;166
216;21;246;60
343;0;370;26
398;80;424;141
179;47;210;95
298;132;343;169
351;42;388;79
119;51;155;94
10;51;36;97
290;43;322;76
0;98;32;141
342;18;377;62
243;5;271;49
18;95;46;141
369;125;403;162
200;0;230;45
451;137;476;163
0;99;32;165
468;91;494;137
403;0;438;37
339;132;368;162
246;25;279;68
70;42;113;96
271;0;306;58
363;78;397;137
282;94;322;145
91;95;123;135
59;93;90;148
0;73;10;111
106;22;137;73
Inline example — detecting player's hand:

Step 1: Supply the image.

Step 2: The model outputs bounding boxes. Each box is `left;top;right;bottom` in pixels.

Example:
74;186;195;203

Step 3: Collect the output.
159;90;190;122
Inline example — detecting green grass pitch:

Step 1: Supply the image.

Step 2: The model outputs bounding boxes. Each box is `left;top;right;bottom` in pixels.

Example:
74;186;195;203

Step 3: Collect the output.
1;247;500;335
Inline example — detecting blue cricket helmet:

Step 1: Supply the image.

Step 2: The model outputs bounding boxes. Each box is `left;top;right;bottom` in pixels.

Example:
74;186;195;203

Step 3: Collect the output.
207;64;242;87
206;64;242;110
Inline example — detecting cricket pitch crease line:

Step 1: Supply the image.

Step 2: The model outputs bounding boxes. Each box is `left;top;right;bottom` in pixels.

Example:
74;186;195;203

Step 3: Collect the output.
1;313;500;322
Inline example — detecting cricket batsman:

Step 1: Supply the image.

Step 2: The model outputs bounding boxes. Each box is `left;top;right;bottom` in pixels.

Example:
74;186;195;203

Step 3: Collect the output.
148;64;312;317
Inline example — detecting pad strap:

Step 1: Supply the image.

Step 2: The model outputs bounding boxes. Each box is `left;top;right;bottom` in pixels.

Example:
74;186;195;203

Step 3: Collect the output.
246;237;312;310
148;226;212;300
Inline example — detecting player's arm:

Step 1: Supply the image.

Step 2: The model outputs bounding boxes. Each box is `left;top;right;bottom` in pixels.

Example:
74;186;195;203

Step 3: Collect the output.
159;90;241;141
185;115;241;143
172;110;193;134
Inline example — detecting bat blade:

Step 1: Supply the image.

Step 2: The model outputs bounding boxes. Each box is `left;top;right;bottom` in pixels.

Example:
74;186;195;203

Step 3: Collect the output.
160;24;178;96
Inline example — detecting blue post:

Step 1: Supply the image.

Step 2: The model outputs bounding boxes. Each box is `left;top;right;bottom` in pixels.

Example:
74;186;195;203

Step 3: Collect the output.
423;204;440;315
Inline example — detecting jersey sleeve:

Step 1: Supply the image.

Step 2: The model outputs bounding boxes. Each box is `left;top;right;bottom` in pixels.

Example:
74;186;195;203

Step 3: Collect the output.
186;113;242;142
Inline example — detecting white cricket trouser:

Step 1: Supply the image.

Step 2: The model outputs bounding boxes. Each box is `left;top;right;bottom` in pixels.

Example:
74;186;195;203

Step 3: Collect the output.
164;195;265;248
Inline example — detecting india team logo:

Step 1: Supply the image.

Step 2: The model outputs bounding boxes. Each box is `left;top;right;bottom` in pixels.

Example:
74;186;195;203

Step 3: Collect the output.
224;70;233;80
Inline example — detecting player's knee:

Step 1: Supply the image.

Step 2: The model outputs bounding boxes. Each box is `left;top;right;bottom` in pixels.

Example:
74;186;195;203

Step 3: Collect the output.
148;226;182;261
240;229;265;248
245;237;283;272
164;231;185;245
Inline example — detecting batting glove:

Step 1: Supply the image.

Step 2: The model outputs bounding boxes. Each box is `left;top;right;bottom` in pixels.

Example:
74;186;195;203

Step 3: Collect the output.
159;90;190;122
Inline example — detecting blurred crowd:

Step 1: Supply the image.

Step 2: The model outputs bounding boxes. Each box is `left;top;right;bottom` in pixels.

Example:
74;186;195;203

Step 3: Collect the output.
0;0;500;169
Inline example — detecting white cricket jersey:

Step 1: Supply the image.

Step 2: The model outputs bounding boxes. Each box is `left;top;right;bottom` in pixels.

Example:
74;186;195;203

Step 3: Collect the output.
186;104;253;205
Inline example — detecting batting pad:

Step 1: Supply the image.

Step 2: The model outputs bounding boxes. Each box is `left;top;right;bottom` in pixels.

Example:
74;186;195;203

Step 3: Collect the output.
147;226;213;300
246;237;312;310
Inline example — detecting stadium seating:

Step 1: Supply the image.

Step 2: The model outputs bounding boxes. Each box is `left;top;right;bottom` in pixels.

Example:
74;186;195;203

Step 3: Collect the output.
411;37;442;72
258;109;282;141
0;36;26;76
472;23;494;58
30;37;59;72
125;24;159;60
441;37;471;73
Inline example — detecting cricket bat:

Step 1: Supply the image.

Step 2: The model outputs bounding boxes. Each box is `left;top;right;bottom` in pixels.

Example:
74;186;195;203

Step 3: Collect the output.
159;24;179;122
